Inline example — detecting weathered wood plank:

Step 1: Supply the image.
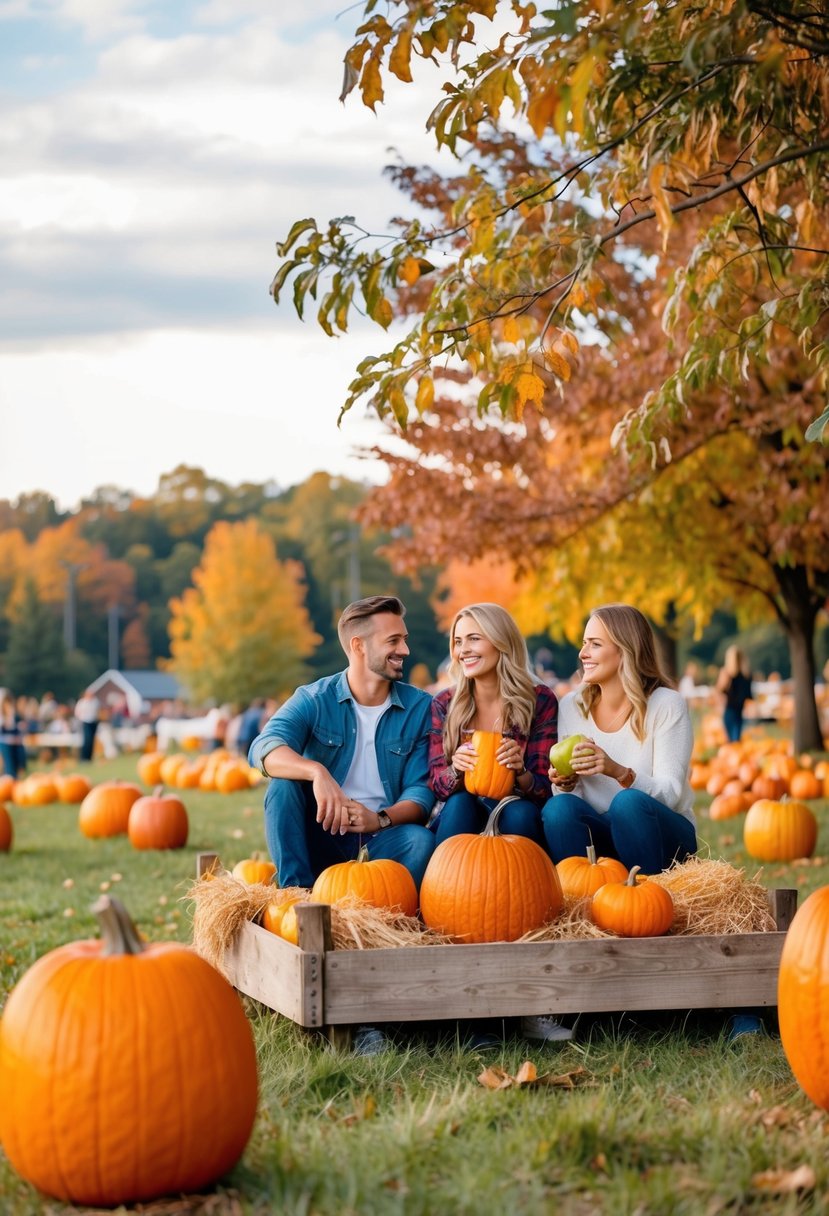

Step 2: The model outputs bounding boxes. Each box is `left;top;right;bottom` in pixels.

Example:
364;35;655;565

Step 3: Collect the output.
319;933;787;1023
223;921;320;1025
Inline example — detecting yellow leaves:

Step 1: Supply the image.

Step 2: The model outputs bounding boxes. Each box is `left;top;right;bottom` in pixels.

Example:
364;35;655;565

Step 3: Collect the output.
795;198;816;243
415;374;435;414
649;162;674;251
514;368;546;409
502;316;521;345
399;256;421;286
542;328;579;382
388;27;413;83
360;53;384;112
526;81;560;139
372;297;394;329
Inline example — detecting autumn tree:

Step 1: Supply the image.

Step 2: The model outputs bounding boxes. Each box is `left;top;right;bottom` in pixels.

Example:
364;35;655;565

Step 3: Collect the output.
3;581;69;700
166;518;321;706
271;1;829;750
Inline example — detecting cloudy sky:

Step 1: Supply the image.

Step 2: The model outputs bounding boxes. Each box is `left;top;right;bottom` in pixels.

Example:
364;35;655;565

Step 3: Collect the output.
0;0;451;510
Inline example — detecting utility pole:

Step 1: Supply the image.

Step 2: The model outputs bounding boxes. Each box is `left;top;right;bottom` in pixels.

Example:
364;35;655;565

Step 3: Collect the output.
61;561;88;651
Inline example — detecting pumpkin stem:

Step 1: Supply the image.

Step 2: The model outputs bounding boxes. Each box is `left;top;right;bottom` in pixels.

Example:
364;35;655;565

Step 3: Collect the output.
357;844;371;862
626;865;642;887
586;844;597;865
482;795;521;837
93;894;146;956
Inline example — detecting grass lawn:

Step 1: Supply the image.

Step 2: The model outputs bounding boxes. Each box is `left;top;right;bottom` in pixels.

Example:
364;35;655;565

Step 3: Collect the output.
1;751;828;1215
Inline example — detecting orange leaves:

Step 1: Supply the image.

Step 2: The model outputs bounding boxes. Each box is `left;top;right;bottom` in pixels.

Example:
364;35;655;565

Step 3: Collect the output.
649;163;674;251
478;1063;591;1090
542;328;579;382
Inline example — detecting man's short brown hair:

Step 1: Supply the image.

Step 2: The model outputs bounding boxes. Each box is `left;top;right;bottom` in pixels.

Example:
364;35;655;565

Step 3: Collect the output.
337;595;406;652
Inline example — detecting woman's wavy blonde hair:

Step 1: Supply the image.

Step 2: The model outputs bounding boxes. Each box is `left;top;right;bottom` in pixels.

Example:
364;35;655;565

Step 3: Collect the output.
576;604;675;741
442;603;538;759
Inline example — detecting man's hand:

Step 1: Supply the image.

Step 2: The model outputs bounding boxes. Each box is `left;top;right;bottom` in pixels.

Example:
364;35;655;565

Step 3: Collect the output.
312;768;352;835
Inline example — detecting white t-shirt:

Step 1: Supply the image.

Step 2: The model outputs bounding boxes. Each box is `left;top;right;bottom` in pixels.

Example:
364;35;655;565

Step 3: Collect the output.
342;697;391;813
553;686;695;824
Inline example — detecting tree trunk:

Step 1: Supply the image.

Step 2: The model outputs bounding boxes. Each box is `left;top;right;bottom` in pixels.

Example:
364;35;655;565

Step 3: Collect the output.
775;565;825;753
652;603;679;681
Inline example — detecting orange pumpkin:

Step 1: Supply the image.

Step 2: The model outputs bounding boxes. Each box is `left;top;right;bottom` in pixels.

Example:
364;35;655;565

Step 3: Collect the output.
0;774;14;802
312;846;418;917
127;786;189;850
789;770;822;801
136;751;165;786
590;867;674;937
463;730;515;800
78;781;143;838
262;892;306;943
215;760;250;794
420;796;563;942
708;792;750;821
54;773;92;804
25;774;58;805
556;845;628;900
232;855;277;885
743;797;818;862
0;895;257;1206
750;773;788;801
0;802;12;851
778;886;829;1110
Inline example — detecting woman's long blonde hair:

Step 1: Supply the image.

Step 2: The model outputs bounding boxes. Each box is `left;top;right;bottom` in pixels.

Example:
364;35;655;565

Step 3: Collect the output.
722;645;751;678
442;603;538;759
576;604;675;741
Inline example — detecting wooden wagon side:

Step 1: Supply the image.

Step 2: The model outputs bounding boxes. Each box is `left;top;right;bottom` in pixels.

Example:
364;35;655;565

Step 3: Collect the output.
196;853;796;1039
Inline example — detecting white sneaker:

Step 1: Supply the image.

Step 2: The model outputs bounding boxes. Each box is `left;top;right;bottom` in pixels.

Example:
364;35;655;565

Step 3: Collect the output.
521;1014;575;1042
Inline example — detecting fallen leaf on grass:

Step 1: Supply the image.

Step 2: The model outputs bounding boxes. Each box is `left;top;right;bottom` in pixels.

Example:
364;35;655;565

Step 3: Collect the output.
751;1164;816;1193
478;1063;590;1090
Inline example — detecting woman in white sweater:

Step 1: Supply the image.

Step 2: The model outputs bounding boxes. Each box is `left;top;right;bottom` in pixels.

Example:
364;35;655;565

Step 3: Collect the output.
542;603;697;874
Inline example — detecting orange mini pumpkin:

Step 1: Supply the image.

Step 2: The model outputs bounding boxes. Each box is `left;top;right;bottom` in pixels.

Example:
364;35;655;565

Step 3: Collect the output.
463;730;515;800
789;770;822;801
743;797;818;862
127;786;189;850
78;781;143;838
556;845;628;900
420;797;563;942
590;867;674;937
312;846;418;917
262;891;307;944
54;773;92;804
232;854;277;885
136;751;165;786
0;895;257;1207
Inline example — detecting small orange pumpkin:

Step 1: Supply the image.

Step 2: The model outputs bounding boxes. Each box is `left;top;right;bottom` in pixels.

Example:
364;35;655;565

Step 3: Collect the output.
127;786;189;850
463;730;515;800
420;796;563;942
78;781;143;838
262;892;306;944
0;774;14;802
708;792;751;821
137;751;165;786
232;854;277;885
0;802;12;851
312;846;418;917
789;770;822;801
590;866;674;937
0;895;258;1206
556;845;628;900
54;773;93;804
743;797;818;862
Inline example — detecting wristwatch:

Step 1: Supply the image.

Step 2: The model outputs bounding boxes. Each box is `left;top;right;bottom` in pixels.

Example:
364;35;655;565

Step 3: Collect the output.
376;809;393;831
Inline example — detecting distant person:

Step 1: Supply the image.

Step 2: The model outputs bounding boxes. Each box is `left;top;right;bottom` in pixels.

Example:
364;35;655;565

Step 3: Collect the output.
716;646;753;742
0;691;26;779
237;698;266;757
74;688;101;762
678;661;699;703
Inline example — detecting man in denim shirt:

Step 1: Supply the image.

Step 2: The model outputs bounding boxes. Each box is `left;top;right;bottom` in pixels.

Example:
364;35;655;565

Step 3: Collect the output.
249;595;436;891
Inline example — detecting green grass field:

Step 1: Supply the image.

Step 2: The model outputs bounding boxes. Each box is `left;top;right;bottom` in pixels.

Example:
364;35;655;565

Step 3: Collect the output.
1;751;828;1215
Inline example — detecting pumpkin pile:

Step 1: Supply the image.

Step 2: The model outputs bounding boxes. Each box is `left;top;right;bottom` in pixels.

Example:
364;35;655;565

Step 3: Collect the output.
0;895;258;1207
692;738;828;820
138;748;261;793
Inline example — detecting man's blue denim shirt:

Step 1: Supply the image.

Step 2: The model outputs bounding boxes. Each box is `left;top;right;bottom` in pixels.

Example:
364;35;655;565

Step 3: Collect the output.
248;671;435;816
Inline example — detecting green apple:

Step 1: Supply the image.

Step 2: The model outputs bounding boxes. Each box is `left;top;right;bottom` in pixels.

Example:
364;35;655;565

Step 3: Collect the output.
549;734;588;776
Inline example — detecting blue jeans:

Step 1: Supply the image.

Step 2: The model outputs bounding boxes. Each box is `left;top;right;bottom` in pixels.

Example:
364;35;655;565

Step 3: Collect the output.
433;790;543;846
723;707;744;742
264;777;436;890
0;742;25;779
541;789;697;874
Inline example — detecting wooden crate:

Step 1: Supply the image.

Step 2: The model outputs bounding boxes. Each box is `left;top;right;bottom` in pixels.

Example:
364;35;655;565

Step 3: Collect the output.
196;854;796;1037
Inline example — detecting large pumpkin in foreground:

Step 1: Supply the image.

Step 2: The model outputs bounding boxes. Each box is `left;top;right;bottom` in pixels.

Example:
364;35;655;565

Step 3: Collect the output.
420;797;562;942
0;896;258;1206
778;886;829;1110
